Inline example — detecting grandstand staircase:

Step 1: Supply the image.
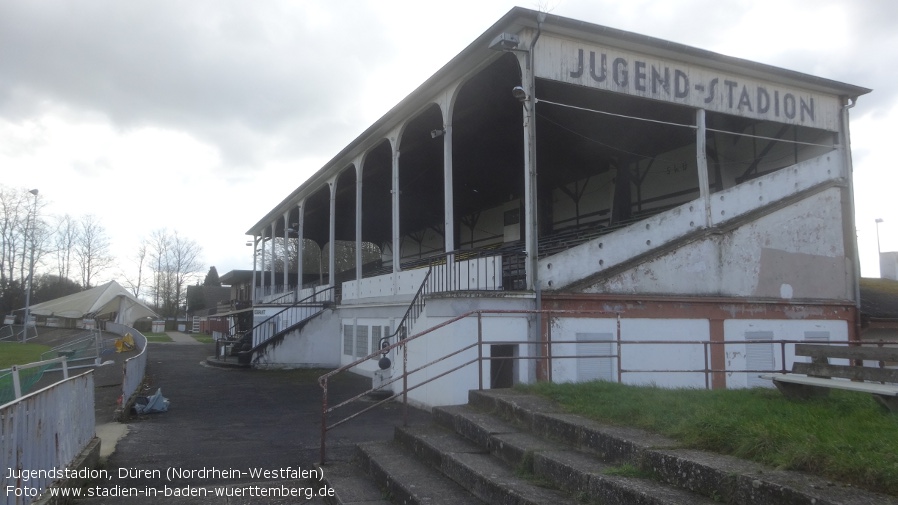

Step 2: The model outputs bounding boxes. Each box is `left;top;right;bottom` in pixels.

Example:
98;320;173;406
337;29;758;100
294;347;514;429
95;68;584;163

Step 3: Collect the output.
321;388;895;505
232;288;334;363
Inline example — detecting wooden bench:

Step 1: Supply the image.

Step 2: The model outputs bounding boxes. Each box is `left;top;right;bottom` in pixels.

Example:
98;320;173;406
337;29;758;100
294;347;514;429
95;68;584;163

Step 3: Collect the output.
760;343;898;412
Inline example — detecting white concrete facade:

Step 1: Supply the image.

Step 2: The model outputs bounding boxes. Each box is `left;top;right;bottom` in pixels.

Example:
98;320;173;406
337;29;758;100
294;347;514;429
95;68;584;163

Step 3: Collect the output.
243;8;869;408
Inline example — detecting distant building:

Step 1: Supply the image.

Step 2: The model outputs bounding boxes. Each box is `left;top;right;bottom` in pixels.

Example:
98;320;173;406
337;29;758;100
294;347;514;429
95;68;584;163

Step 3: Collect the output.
241;8;870;408
880;251;898;281
859;277;898;342
186;285;231;317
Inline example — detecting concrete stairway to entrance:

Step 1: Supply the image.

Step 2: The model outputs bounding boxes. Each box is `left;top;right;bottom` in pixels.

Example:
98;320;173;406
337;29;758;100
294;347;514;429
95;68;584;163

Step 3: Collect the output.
322;388;897;505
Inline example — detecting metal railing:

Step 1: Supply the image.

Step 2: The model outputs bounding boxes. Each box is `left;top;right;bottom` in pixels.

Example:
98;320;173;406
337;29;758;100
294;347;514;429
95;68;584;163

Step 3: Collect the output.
254;283;300;302
248;286;334;350
426;250;501;292
106;322;149;408
1;371;96;505
321;309;546;464
424;247;527;293
0;320;38;343
0;356;70;404
318;309;890;463
376;266;431;364
38;327;108;372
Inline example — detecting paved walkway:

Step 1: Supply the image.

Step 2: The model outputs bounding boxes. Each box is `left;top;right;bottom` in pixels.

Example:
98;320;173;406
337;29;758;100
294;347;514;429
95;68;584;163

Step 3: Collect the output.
83;336;430;504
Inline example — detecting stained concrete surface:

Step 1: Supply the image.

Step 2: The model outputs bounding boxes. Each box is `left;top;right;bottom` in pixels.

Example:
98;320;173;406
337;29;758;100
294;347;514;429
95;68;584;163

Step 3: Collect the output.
10;329;431;503
83;339;431;503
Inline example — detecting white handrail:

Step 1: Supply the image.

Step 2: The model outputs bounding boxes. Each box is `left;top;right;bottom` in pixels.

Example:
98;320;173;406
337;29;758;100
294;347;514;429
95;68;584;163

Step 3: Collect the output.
7;356;70;399
105;322;149;407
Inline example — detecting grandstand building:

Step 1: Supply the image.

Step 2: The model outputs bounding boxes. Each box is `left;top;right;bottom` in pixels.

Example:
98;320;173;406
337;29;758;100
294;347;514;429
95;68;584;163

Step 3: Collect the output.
242;7;870;407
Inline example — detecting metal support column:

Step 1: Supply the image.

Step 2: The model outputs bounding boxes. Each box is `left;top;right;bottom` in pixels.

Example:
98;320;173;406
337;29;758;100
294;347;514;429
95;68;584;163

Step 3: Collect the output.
283;211;290;292
329;180;337;287
392;145;401;275
296;204;304;296
356;163;364;298
696;108;712;227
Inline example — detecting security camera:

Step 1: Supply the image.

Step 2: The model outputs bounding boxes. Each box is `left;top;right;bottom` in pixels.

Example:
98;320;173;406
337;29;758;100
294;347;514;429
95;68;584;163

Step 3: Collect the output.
512;86;528;102
430;129;445;138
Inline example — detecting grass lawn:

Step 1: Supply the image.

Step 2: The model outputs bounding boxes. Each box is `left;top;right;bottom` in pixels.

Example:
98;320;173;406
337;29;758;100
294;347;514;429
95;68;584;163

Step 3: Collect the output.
144;332;173;343
0;342;52;368
191;334;214;344
522;380;898;496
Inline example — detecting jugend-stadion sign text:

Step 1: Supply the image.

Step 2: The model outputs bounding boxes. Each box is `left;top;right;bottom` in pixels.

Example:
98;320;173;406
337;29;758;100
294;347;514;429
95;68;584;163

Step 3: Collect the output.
538;37;840;131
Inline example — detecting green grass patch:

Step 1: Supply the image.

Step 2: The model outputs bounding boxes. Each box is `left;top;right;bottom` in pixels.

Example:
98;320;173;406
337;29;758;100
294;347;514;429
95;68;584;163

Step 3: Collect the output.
144;333;173;342
521;380;898;495
191;334;214;344
604;463;655;479
0;342;51;368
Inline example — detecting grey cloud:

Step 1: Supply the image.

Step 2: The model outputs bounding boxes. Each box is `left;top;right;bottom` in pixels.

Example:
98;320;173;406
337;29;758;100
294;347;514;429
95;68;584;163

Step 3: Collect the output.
0;0;396;169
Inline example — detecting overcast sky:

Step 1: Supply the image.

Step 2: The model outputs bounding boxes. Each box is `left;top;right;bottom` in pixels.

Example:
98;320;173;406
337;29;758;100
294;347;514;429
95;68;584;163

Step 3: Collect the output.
1;0;896;285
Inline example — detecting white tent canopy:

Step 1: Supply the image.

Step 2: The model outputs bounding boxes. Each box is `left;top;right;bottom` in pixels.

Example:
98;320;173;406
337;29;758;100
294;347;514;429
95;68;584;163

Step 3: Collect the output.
28;280;157;326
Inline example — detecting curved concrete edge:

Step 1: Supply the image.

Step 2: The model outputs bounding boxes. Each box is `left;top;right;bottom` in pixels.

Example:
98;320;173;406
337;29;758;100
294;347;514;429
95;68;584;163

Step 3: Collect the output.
33;437;101;505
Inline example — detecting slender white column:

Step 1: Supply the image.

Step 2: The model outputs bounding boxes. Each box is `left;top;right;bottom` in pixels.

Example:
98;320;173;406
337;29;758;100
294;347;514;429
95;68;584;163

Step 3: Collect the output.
695;108;711;227
270;222;276;294
328;180;336;286
443;124;454;255
355;163;364;297
520;56;537;290
392;146;401;273
260;228;267;297
283;211;289;292
251;235;258;304
296;203;304;295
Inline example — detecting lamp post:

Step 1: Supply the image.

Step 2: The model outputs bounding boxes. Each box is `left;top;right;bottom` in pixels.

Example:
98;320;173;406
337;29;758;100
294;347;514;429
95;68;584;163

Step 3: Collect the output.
22;188;38;343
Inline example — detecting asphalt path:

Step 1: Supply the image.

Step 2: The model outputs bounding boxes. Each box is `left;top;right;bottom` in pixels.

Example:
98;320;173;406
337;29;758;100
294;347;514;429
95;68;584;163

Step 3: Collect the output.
77;339;430;504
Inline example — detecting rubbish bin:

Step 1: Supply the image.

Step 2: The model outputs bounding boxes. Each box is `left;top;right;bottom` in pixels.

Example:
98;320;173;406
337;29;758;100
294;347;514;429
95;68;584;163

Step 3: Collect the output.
152;320;165;333
177;324;186;332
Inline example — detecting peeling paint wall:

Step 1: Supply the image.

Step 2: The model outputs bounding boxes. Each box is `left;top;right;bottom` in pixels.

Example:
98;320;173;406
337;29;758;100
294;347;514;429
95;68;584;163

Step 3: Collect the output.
581;187;850;300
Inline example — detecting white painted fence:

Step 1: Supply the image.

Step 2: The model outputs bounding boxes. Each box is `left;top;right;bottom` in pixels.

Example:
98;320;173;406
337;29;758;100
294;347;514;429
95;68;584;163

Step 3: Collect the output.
105;323;148;406
1;371;96;505
343;255;503;301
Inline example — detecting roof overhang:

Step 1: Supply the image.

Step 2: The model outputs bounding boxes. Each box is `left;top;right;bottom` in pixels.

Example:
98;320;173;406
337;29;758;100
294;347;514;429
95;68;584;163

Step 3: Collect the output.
246;7;871;236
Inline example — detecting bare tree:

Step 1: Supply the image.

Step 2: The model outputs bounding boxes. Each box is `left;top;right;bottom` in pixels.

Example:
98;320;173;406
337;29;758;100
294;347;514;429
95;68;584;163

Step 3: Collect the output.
0;185;51;316
0;186;27;287
147;229;204;318
121;240;148;298
75;214;113;288
54;213;78;281
169;232;203;316
148;229;170;310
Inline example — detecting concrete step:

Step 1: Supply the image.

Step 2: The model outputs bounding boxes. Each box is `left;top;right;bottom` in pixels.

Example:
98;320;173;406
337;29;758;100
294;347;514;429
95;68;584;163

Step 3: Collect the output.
355;440;486;505
394;424;569;505
72;479;318;505
320;460;391;505
428;407;718;505
468;388;898;505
